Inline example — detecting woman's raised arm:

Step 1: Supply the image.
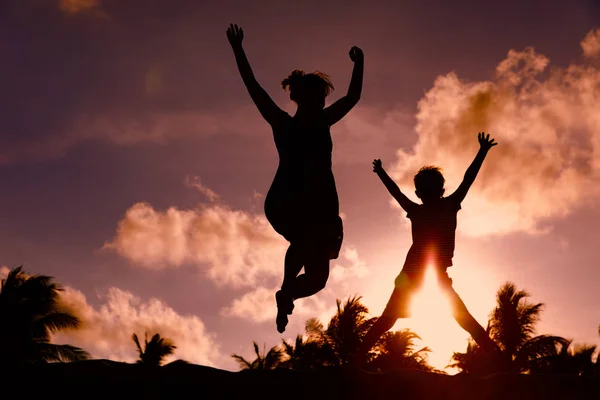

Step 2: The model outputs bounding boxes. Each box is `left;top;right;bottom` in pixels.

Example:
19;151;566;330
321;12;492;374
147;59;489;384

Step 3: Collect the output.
227;24;285;126
324;46;364;126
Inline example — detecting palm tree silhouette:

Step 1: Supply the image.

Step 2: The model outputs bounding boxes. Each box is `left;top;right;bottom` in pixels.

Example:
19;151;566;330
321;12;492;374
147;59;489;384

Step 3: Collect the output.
231;341;284;370
276;297;376;369
287;296;437;372
450;282;567;374
370;329;439;372
235;296;437;372
0;266;89;363
272;319;336;370
322;295;376;366
529;340;598;376
132;332;176;366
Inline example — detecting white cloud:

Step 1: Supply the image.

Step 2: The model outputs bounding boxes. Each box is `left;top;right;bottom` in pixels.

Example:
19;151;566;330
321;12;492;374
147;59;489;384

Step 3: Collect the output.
388;29;600;237
54;286;221;366
104;202;286;288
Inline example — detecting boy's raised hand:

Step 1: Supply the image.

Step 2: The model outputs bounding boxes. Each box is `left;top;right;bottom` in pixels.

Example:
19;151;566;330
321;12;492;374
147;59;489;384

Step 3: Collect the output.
373;159;383;173
227;23;244;48
478;132;497;151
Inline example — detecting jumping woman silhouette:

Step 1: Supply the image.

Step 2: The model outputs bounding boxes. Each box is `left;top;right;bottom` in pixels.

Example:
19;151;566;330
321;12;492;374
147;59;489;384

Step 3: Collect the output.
226;24;363;332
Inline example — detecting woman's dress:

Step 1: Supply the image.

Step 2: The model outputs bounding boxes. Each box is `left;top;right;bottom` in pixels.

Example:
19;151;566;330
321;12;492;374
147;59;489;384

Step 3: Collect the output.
264;112;343;259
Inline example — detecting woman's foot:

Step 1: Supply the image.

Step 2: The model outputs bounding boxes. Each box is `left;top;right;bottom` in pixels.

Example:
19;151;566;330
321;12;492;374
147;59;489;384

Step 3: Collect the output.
276;290;294;314
275;290;294;333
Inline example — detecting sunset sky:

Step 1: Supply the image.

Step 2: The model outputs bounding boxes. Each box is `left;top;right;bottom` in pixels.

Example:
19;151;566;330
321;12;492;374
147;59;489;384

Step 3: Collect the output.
1;0;600;371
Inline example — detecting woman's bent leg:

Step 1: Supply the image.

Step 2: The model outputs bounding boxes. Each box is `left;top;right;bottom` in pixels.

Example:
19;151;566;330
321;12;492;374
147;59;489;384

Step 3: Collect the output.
281;243;303;293
288;246;330;300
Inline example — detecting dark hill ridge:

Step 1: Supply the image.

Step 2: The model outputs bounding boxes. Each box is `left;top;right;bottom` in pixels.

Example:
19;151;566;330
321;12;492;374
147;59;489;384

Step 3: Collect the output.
2;360;598;399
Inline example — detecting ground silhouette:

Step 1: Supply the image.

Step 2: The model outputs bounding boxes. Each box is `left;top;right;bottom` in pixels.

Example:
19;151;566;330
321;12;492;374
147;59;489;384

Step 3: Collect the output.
1;360;598;399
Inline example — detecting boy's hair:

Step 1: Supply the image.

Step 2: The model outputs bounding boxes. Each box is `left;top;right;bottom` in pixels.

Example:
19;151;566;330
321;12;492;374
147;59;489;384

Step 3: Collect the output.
281;70;335;100
414;166;445;197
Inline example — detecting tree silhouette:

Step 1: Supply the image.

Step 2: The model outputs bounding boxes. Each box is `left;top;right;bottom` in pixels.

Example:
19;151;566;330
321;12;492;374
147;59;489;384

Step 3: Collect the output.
450;282;567;375
370;329;439;373
277;296;435;372
231;341;284;370
530;340;598;376
132;332;176;366
0;266;89;363
323;295;376;366
279;332;334;370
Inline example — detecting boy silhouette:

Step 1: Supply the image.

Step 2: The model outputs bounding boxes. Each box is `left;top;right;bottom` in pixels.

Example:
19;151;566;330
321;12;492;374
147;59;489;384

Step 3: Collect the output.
355;132;499;363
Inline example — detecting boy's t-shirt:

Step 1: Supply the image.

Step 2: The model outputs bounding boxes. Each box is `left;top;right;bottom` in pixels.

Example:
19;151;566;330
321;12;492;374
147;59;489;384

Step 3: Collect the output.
402;196;461;272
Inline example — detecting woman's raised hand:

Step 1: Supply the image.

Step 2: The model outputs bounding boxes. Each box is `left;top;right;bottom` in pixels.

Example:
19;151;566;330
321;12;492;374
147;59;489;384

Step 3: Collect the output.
349;46;364;63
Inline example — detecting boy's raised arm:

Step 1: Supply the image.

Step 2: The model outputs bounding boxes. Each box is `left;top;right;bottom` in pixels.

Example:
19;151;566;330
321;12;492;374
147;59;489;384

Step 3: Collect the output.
227;24;285;126
373;159;418;213
450;132;497;204
324;46;364;126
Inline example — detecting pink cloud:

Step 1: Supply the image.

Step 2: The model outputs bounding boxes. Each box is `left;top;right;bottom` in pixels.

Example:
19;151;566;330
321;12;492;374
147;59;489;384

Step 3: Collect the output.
220;285;332;324
0;106;264;164
581;28;600;59
104;201;286;288
0;266;220;366
330;247;370;285
105;179;371;326
220;247;370;324
184;176;220;203
331;105;416;165
54;286;221;366
388;28;600;236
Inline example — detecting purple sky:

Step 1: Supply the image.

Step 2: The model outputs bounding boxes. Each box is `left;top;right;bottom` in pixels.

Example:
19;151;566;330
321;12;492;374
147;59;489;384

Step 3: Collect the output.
1;0;599;370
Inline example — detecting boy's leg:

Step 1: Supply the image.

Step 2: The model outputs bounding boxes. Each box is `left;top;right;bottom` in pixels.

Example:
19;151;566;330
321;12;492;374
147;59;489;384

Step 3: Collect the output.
354;281;413;365
355;315;396;365
438;270;499;354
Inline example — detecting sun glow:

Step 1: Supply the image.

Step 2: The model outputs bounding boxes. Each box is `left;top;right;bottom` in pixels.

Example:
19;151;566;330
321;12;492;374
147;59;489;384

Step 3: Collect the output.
398;266;470;372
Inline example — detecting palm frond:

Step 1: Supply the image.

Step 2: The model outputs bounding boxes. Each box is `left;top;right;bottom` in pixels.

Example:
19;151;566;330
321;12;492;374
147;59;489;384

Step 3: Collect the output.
231;353;254;370
38;343;90;362
132;333;143;357
33;312;81;333
0;266;88;364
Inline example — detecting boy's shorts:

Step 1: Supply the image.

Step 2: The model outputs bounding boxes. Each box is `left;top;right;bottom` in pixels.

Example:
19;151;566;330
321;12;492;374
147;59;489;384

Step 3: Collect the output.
381;267;454;319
